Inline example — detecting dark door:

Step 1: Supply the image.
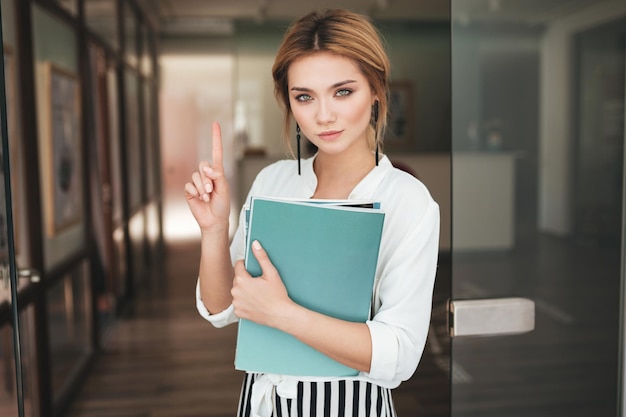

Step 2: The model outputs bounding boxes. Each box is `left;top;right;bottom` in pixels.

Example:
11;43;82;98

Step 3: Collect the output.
449;0;625;415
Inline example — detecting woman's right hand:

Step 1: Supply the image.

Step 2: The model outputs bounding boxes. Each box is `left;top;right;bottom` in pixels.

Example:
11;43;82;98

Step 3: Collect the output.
184;122;231;233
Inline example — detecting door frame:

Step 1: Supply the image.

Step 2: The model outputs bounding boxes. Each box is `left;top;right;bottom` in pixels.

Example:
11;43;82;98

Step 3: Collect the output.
0;8;26;416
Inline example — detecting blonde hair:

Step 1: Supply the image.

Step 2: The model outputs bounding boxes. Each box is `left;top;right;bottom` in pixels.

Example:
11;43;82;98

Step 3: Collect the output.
271;9;390;154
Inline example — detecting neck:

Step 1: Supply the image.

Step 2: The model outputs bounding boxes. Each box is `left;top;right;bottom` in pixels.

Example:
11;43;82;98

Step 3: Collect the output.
312;147;377;199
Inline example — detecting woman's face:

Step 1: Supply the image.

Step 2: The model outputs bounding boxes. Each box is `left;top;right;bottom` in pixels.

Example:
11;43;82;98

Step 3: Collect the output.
287;52;376;158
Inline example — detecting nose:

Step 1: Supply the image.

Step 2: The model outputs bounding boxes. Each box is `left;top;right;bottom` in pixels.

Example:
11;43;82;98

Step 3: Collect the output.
316;98;335;125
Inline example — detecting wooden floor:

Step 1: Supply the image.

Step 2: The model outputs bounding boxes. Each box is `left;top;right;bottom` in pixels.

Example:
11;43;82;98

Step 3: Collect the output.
65;234;621;417
65;241;244;417
64;240;449;417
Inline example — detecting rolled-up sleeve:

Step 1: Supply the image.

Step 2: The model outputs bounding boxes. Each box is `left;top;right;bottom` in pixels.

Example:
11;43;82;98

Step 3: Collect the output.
365;188;440;382
365;320;399;380
195;279;238;327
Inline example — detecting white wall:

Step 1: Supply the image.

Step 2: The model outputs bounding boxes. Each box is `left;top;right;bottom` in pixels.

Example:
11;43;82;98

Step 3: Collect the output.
159;38;236;241
235;52;286;157
232;26;286;158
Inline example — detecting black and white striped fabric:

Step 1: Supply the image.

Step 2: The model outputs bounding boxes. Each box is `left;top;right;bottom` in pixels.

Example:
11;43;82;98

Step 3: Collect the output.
237;373;398;417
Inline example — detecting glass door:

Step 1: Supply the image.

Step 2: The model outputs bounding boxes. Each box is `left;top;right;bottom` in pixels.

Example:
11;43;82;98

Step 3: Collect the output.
450;0;625;416
0;0;40;417
0;2;28;416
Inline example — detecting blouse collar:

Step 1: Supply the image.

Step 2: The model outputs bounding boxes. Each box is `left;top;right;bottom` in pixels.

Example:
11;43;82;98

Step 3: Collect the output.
300;153;392;200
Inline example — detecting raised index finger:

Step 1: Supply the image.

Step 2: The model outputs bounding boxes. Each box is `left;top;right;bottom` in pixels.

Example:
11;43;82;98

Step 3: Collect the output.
211;122;224;170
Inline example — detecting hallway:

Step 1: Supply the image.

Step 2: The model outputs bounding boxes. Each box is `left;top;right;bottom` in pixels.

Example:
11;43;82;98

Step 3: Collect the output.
63;239;450;417
65;240;242;417
61;232;623;417
0;1;624;416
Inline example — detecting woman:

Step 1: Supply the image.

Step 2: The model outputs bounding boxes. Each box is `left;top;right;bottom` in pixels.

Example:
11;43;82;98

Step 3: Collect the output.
184;9;439;417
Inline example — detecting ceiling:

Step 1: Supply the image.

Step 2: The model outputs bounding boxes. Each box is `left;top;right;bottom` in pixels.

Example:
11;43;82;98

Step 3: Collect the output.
151;0;448;23
138;0;612;35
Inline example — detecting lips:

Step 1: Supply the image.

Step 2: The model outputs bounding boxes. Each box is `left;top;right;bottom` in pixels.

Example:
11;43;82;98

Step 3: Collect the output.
318;130;343;141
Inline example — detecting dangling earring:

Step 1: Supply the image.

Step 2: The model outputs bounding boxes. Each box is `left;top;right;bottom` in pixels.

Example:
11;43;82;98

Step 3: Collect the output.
296;123;302;175
373;100;379;166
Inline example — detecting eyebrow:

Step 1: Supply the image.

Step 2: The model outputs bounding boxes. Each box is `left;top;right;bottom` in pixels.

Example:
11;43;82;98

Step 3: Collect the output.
290;79;358;92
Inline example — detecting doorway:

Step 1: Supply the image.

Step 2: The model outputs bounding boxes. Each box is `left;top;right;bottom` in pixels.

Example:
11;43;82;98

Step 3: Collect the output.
450;1;625;415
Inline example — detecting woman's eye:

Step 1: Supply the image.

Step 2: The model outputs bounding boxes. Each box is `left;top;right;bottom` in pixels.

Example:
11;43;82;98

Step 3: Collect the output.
296;94;312;102
336;89;352;97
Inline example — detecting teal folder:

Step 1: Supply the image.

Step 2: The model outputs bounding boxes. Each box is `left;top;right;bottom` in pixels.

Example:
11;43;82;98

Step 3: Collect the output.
235;196;385;377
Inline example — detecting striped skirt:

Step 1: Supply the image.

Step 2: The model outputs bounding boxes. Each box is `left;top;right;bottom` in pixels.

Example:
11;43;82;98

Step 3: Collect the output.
237;373;397;417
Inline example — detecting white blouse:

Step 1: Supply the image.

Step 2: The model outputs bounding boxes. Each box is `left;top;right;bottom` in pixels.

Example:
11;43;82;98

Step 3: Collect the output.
196;154;440;416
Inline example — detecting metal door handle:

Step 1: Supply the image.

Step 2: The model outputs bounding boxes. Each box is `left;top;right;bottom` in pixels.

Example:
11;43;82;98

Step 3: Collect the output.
448;297;535;337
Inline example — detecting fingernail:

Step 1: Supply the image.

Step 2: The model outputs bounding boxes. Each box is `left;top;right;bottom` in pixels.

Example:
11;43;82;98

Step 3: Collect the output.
252;240;262;251
204;167;213;175
204;182;212;193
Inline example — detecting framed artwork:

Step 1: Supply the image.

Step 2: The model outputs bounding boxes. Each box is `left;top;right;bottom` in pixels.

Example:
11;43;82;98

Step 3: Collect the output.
41;62;82;236
386;81;415;151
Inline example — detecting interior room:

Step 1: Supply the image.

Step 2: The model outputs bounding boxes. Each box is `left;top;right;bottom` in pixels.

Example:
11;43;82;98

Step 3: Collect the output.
0;0;624;416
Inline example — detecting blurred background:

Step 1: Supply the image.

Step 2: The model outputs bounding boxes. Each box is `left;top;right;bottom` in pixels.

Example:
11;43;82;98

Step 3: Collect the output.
0;0;624;416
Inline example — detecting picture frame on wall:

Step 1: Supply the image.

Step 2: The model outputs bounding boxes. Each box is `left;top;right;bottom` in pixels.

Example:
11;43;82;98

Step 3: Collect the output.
386;81;415;152
41;61;82;236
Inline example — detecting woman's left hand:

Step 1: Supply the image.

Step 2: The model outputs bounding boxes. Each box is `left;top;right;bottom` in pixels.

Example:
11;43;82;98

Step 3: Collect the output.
234;241;373;373
232;240;293;327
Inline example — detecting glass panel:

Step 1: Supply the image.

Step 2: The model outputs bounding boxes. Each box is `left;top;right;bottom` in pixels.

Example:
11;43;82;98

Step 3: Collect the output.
84;0;119;52
125;71;141;211
451;1;625;416
0;307;38;417
123;2;137;68
0;1;33;415
0;0;15;47
112;226;127;298
1;0;27;271
88;43;116;332
107;64;122;225
143;81;155;198
47;262;92;404
107;64;127;299
140;23;152;77
129;211;145;289
145;202;159;265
